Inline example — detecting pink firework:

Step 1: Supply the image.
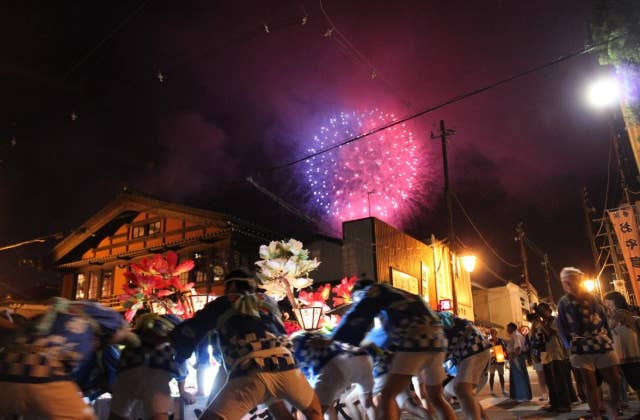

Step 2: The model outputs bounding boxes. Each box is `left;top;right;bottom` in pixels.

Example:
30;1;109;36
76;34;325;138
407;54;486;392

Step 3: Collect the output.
304;110;423;230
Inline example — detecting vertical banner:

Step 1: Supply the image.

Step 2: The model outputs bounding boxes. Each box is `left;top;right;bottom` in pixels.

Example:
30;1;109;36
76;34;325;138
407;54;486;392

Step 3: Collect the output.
608;205;640;302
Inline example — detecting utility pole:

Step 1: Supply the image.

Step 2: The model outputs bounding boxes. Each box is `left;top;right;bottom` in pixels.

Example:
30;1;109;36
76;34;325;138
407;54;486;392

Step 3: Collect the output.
609;116;631;204
582;188;601;274
431;120;458;314
431;120;456;251
515;222;531;287
542;254;554;303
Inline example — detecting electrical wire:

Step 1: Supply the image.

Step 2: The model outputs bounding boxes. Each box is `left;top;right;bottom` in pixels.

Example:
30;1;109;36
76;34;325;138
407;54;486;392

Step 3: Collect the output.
63;0;153;80
452;193;521;268
259;34;623;174
595;140;614;237
318;0;414;109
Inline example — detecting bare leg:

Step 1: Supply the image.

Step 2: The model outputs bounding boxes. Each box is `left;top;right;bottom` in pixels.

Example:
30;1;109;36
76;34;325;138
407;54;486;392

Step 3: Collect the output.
599;366;622;419
580;369;603;420
453;382;482;420
377;373;413;420
269;400;296;420
424;384;456;420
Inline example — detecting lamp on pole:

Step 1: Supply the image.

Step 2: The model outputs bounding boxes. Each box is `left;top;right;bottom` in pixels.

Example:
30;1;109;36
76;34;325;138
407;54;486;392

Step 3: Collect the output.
585;74;633;300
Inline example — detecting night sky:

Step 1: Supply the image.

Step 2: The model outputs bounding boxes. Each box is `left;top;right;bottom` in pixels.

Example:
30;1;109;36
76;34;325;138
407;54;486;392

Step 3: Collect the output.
1;0;634;300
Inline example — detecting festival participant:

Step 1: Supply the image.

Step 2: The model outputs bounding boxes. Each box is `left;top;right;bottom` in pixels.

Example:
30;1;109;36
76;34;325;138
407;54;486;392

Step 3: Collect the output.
557;267;621;420
73;344;120;402
603;291;640;400
535;302;575;413
170;269;322;420
439;312;491;420
331;279;454;420
363;330;431;420
291;331;375;419
487;328;507;397
506;322;532;402
108;313;195;420
0;297;137;419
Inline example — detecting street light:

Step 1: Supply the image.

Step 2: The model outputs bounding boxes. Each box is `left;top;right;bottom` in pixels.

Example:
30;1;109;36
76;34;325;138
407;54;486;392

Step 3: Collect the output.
582;279;597;293
461;255;477;273
586;76;620;109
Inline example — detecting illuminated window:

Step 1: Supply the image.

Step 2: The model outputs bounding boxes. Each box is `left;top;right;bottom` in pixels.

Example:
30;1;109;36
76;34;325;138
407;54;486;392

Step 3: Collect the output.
195;270;207;284
179;271;189;285
101;271;114;297
132;225;145;238
88;272;99;300
75;274;87;299
148;221;161;235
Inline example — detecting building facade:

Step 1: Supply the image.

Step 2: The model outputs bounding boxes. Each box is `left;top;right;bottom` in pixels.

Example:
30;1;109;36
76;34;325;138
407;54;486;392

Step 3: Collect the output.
472;282;539;336
309;217;475;320
53;192;277;309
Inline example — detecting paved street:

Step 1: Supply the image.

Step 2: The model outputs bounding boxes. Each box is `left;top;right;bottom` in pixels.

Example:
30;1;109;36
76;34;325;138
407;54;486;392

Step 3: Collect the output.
181;367;640;419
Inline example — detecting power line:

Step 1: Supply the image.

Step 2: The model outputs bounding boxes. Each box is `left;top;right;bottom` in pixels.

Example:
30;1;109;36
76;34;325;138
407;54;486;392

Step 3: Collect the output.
452;193;521;268
63;0;153;81
318;0;414;109
260;34;622;174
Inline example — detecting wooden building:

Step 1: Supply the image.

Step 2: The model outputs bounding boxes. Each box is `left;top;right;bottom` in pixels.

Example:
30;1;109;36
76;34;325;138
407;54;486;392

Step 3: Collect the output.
310;217;475;320
53;191;277;309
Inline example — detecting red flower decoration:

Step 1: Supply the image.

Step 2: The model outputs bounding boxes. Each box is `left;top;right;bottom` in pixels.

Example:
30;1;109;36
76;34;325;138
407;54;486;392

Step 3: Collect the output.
298;283;331;308
118;251;196;320
331;276;358;306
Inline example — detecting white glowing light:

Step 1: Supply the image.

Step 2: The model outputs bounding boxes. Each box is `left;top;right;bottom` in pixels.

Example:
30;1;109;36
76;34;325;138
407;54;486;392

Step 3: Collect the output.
586;77;620;108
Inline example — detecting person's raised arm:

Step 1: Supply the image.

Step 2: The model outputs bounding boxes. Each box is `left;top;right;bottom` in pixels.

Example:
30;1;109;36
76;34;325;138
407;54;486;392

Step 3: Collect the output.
170;299;227;364
332;286;384;346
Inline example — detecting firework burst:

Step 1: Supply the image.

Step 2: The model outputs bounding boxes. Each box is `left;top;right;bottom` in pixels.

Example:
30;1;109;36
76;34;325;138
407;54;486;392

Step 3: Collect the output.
304;109;425;230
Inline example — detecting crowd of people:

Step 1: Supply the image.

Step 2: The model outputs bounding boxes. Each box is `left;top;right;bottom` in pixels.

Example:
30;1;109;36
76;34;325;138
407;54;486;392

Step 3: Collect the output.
0;265;639;420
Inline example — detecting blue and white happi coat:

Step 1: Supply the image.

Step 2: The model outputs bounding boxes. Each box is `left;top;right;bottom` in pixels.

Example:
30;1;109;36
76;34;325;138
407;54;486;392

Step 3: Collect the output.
439;313;491;364
557;293;614;354
332;283;446;352
0;299;125;383
171;292;297;378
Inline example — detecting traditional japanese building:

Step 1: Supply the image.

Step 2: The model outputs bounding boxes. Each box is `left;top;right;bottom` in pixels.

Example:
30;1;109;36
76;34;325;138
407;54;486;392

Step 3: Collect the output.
53;191;277;310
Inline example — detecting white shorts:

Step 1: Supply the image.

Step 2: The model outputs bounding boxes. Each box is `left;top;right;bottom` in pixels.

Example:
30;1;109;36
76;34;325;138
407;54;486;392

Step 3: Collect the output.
110;366;174;417
570;351;619;371
208;369;315;419
314;354;374;406
390;351;447;386
445;350;491;396
0;380;96;419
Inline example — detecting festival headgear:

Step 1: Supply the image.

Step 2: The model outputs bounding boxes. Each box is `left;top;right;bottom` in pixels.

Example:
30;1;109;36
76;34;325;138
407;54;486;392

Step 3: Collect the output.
224;268;258;290
133;313;181;338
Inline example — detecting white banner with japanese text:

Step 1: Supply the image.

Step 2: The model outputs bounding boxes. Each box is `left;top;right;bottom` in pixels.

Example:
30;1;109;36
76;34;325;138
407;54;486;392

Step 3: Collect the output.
608;205;640;299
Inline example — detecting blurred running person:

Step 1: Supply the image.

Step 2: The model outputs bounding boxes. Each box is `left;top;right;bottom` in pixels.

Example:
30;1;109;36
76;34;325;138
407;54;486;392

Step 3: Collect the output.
170;269;322;420
331;279;454;420
0;297;136;419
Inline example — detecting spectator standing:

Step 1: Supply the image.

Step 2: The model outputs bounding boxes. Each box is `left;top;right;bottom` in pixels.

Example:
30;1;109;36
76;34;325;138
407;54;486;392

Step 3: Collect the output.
537;302;575;413
506;322;532;401
487;328;508;397
603;290;640;399
557;267;621;420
